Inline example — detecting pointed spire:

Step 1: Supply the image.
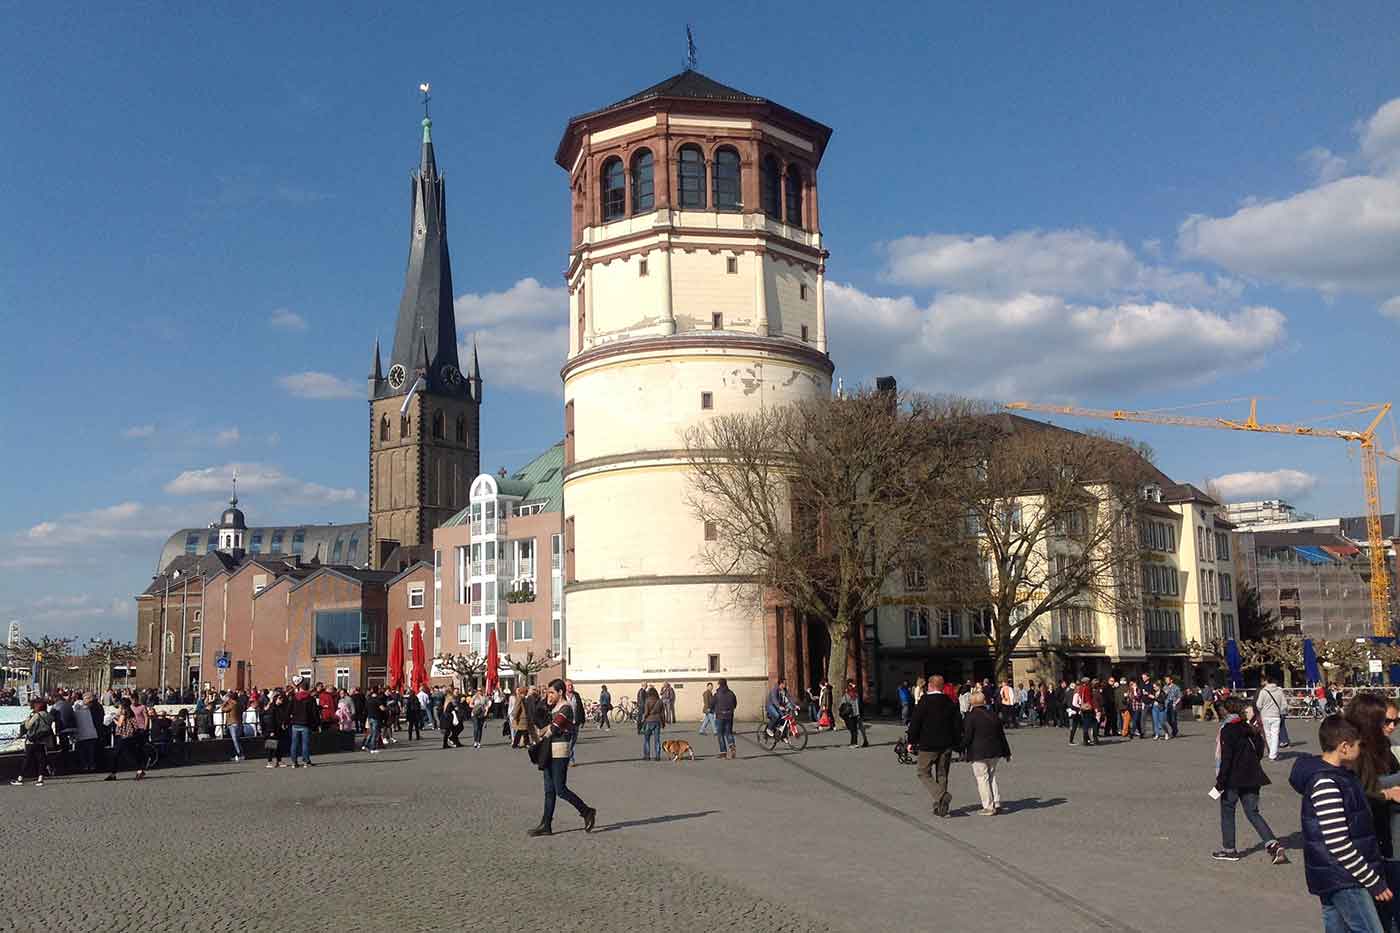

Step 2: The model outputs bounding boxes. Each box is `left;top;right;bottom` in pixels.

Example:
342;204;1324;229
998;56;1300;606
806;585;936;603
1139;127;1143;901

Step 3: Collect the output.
418;82;437;178
371;337;383;380
468;336;482;402
230;469;238;507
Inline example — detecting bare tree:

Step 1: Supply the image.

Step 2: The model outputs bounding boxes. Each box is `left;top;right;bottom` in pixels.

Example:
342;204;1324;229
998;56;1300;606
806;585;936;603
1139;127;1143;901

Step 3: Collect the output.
7;636;77;692
931;416;1155;679
433;652;485;692
503;650;558;686
685;388;984;692
79;639;147;693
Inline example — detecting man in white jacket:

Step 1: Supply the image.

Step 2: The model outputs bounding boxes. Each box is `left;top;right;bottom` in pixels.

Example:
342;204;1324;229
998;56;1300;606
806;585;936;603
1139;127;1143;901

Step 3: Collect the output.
1255;676;1288;760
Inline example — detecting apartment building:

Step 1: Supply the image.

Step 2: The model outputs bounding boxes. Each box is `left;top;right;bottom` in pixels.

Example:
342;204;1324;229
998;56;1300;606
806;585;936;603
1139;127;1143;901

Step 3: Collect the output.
433;444;565;686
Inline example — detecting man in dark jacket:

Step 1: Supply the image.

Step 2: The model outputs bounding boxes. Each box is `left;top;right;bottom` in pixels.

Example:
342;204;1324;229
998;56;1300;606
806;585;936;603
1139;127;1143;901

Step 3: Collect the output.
710;679;738;760
351;687;367;734
908;675;962;817
288;680;319;767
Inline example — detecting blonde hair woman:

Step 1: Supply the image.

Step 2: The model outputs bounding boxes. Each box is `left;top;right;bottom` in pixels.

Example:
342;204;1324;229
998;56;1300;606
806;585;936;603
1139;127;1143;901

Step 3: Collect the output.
914;677;927;703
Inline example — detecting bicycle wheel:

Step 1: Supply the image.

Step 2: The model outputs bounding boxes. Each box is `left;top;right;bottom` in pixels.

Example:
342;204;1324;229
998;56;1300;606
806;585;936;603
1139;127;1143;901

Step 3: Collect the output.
784;721;809;752
611;706;628;725
754;722;778;751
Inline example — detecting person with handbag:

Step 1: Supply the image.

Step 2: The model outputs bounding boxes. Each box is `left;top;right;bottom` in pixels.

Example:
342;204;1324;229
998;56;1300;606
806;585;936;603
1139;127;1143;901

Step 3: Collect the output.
840;680;870;749
11;699;55;786
261;692;290;768
471;689;490;748
527;679;597;838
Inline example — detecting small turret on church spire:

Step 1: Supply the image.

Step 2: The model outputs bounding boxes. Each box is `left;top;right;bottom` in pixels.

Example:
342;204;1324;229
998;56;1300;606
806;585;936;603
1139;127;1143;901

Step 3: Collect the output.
468;336;482;402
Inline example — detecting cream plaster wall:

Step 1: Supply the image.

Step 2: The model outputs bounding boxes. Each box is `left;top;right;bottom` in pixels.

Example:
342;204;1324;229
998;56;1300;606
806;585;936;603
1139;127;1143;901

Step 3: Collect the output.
671;249;756;332
567;350;829;463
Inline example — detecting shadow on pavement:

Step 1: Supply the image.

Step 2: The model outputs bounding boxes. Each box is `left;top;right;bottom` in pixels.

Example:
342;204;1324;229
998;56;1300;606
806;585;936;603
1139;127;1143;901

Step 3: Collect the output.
592;810;720;833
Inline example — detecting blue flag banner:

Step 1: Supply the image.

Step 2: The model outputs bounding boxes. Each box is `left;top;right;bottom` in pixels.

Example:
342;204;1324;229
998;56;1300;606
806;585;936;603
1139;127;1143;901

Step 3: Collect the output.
1303;639;1321;686
1225;639;1243;690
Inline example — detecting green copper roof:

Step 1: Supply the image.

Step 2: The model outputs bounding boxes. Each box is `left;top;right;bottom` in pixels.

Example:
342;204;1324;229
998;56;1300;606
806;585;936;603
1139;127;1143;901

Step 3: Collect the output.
440;440;565;528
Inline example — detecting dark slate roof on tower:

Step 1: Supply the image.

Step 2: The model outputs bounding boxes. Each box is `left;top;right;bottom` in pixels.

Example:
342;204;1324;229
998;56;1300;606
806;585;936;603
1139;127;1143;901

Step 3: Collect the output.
607;70;765;110
376;114;465;400
558;70;832;168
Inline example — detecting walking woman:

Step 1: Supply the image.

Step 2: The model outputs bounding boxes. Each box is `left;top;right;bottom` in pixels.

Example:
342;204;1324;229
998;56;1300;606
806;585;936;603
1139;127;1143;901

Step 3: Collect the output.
840;680;870;749
471;689;490;749
10;699;54;786
510;687;529;749
527;679;597;837
962;690;1012;815
1212;697;1288;864
641;686;664;761
104;701;146;781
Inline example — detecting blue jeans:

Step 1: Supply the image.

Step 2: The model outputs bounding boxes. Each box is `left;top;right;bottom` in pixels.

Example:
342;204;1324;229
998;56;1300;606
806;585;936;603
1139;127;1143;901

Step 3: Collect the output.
1167;706;1179;737
1131;709;1144;736
717;717;735;755
1219;788;1275;850
1151;706;1167;737
227;722;243;758
289;725;311;763
542;757;588;825
1322;886;1384;933
362;718;380;750
698;712;716;735
642;721;661;760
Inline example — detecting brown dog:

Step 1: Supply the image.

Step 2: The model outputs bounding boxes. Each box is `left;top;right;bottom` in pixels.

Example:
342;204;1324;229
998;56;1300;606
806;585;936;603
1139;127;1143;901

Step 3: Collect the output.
661;739;695;762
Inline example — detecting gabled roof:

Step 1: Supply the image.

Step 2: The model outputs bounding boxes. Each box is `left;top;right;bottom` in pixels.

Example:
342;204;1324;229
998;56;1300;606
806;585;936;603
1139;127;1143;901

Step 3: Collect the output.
289;566;398;594
386;560;433;588
1163;483;1220;507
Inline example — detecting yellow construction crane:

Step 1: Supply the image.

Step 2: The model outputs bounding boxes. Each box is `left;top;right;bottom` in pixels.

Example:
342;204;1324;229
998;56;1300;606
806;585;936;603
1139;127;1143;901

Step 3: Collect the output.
1004;398;1397;636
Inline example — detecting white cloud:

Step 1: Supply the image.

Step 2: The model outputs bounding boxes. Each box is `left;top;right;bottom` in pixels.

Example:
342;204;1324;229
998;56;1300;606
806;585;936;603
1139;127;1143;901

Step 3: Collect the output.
269;308;309;332
121;424;156;440
1206;469;1319;502
164;462;358;505
1301;146;1348;184
19;501;207;549
212;427;240;447
454;277;568;394
279;371;357;400
825;281;1286;400
1381;297;1400;320
1179;97;1400;296
882;229;1230;302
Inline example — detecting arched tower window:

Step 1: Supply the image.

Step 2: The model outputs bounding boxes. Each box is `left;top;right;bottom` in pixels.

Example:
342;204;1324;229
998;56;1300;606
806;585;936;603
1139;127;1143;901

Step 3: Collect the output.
432;410;444;439
784;164;803;226
760;155;782;218
677;145;706;209
630;149;654;214
400;413;411;439
713;147;742;212
379;415;389;442
455;414;466;443
600;157;625;221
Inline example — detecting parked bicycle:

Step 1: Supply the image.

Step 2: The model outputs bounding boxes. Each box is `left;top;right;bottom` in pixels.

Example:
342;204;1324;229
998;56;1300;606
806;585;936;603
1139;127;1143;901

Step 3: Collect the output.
754;705;808;752
610;697;636;725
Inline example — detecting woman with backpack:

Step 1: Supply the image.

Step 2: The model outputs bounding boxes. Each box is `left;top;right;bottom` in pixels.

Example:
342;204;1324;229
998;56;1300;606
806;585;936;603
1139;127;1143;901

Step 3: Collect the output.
1212;697;1288;864
10;699;55;786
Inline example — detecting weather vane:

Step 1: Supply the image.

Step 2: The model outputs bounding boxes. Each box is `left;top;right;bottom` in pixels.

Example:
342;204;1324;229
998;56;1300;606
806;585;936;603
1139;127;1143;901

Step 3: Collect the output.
684;25;697;71
419;82;431;119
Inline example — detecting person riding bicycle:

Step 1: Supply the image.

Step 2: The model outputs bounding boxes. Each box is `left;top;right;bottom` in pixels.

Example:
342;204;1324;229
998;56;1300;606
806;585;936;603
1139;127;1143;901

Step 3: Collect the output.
765;678;792;738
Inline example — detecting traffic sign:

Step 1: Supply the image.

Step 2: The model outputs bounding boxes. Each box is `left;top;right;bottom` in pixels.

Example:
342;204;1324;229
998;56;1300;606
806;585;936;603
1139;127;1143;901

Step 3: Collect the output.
216;656;230;670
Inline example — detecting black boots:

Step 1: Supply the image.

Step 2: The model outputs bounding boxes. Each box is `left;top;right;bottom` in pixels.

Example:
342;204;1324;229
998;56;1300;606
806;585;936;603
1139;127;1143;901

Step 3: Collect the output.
527;820;553;837
582;807;597;833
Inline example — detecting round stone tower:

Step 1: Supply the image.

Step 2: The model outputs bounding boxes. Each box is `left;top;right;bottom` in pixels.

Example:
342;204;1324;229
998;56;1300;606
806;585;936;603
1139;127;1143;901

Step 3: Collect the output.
554;70;834;716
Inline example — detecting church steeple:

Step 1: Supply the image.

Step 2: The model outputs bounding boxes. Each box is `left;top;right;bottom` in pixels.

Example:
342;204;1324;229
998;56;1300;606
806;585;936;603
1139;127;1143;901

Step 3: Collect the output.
378;98;464;399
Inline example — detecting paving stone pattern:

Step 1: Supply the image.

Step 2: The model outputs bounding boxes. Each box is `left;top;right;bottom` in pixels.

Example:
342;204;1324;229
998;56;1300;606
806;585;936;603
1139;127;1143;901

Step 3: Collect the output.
4;716;1325;932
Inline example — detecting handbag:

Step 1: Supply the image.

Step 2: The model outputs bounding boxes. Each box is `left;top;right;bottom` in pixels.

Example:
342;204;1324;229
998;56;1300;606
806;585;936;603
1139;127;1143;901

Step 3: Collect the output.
527;738;549;768
264;736;278;752
838;701;853;719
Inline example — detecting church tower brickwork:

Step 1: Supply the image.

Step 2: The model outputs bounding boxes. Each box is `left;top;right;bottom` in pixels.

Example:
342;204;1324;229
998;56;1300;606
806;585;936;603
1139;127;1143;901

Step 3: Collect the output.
369;111;481;568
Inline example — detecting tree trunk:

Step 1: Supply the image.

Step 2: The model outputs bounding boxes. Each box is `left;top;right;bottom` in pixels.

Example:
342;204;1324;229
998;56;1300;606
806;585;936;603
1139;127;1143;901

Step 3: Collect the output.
826;621;849;696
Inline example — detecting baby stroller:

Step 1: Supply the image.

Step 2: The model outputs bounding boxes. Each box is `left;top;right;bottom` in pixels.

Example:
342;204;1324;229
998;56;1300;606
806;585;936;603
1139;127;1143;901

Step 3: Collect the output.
893;730;915;765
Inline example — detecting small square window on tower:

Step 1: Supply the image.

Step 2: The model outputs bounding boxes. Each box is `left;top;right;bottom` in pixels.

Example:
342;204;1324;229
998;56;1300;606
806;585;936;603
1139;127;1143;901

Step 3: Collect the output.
800;324;810;342
711;312;722;330
704;520;718;541
800;283;809;300
700;391;714;410
708;654;721;673
726;256;738;274
638;258;648;277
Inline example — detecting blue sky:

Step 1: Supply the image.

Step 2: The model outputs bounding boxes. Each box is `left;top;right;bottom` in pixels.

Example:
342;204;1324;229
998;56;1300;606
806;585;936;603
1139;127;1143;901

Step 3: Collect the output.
3;3;1400;640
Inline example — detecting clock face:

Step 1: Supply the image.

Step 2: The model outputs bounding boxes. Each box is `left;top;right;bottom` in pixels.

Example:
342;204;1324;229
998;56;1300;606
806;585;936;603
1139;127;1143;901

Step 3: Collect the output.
388;364;407;389
441;364;461;387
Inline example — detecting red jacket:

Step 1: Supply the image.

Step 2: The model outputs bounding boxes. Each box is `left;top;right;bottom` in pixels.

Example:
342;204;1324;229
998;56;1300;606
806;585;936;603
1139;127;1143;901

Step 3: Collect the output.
318;690;334;722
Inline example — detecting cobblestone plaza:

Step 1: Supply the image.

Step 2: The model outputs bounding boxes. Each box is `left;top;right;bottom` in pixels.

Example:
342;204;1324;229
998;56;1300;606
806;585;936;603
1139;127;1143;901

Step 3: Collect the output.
7;718;1322;932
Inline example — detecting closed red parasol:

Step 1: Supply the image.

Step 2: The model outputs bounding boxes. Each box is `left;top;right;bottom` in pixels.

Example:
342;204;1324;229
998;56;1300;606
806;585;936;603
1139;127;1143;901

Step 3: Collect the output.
410;622;428;693
388;626;405;692
485;626;499;696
